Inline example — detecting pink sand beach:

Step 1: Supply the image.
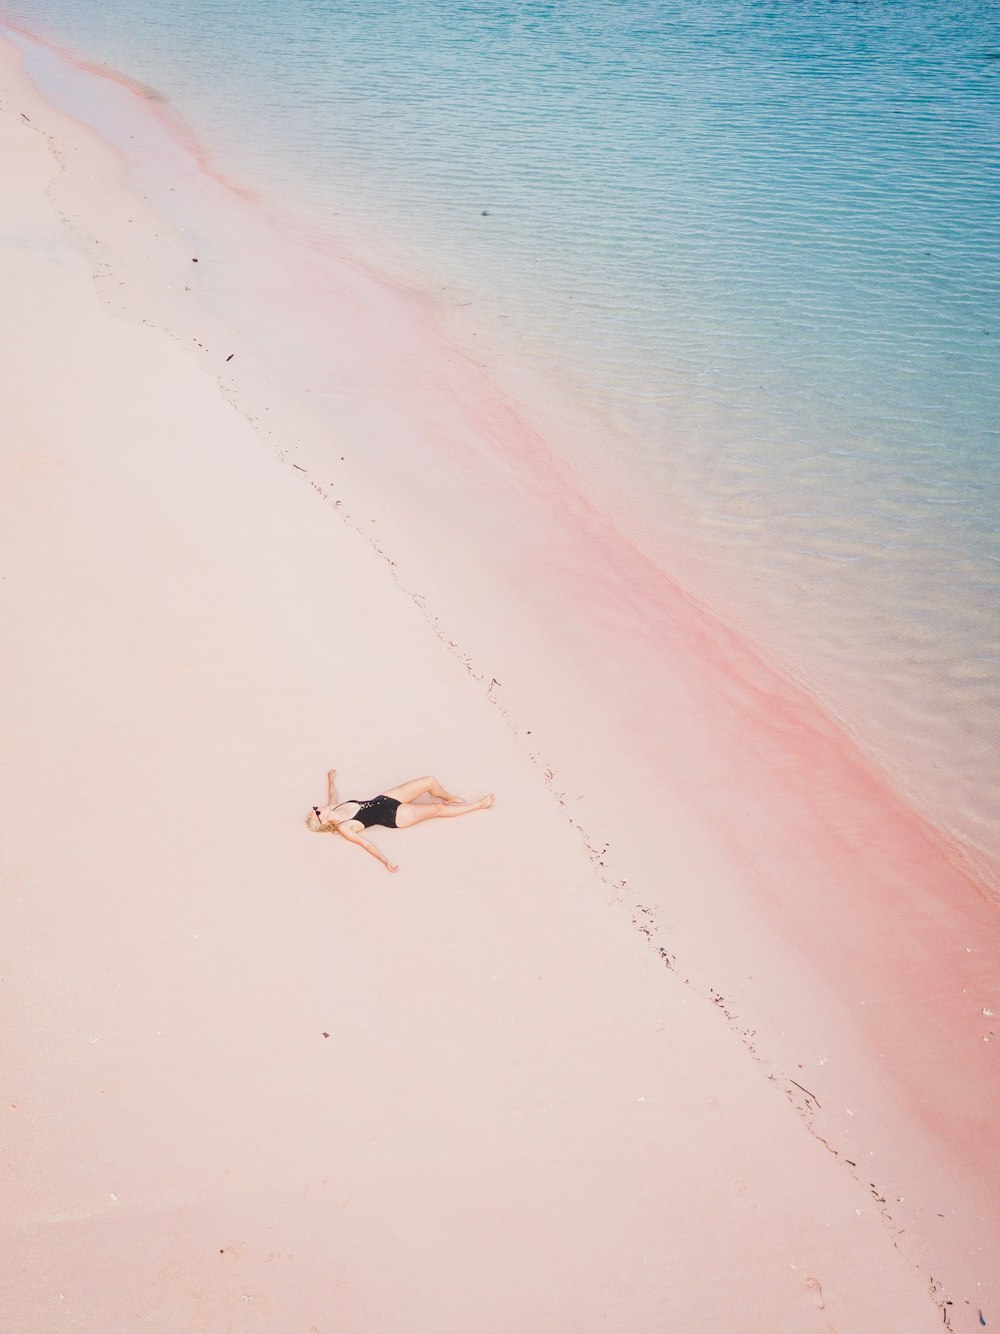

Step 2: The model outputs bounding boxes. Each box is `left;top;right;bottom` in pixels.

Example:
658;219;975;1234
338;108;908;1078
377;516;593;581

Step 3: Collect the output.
2;28;998;1333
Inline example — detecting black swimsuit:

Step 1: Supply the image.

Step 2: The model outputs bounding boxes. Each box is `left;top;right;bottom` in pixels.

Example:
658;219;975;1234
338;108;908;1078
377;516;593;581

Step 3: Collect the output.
346;795;400;829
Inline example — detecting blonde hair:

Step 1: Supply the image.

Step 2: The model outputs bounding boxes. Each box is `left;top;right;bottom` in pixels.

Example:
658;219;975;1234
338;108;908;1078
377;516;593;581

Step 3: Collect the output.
306;809;341;834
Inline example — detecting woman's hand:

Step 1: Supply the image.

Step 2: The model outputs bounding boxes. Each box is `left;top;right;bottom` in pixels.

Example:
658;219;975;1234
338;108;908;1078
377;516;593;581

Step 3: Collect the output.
338;825;395;871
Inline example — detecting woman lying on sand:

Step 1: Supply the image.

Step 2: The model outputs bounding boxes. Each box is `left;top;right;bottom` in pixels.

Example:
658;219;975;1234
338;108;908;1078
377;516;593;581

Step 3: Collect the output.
307;769;493;872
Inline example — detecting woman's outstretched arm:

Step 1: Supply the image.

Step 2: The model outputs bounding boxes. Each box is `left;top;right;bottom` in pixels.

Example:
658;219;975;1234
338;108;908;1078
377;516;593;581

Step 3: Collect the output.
338;825;398;873
327;769;340;806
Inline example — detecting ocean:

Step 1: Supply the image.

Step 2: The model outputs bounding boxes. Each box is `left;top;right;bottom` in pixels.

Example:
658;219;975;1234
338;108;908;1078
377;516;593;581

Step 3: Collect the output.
5;0;999;885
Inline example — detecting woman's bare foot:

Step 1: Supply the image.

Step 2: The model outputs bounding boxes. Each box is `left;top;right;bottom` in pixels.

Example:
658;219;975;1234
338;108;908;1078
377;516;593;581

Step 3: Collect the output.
477;794;494;810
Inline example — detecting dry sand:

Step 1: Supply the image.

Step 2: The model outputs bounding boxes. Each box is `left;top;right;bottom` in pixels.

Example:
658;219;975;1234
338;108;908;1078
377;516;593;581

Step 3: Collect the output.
1;31;997;1333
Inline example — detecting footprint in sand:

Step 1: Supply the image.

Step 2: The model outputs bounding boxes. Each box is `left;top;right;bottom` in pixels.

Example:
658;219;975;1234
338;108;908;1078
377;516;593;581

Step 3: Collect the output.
805;1275;825;1309
734;1178;757;1209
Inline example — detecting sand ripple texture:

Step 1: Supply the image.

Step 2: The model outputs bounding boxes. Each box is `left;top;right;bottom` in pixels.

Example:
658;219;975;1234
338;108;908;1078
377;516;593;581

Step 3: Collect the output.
8;0;1000;885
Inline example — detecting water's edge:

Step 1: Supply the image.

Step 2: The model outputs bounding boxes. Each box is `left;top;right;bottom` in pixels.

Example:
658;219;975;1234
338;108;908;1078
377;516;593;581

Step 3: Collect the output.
6;16;998;900
4;0;998;894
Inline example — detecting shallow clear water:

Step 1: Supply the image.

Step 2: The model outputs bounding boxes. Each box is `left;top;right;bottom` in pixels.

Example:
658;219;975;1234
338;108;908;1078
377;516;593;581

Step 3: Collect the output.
5;0;999;880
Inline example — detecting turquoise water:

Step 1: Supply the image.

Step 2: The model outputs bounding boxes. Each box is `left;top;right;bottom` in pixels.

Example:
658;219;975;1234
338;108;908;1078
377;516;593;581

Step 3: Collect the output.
5;0;1000;880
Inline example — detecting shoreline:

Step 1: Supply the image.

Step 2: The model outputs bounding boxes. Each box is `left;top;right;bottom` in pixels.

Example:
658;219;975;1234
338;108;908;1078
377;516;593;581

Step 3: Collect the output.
7;9;998;899
2;24;998;1332
9;16;996;901
11;15;1000;897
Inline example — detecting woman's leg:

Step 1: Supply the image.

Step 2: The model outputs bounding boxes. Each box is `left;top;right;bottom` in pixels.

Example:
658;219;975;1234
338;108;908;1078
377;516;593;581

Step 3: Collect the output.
395;795;493;829
384;775;462;804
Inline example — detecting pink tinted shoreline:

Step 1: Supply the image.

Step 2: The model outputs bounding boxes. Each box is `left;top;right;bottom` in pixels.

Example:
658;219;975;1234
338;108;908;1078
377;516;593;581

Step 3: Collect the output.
16;11;996;903
2;22;998;1330
10;9;997;902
